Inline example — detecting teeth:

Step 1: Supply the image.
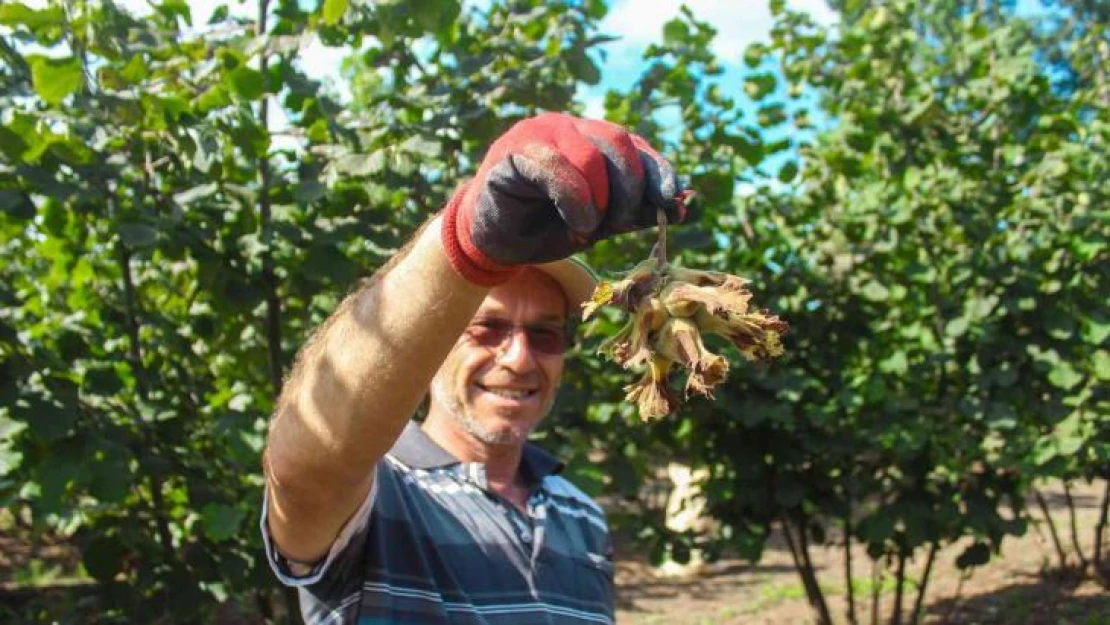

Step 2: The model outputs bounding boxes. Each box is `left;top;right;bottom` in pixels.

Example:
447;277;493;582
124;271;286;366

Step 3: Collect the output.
484;387;531;399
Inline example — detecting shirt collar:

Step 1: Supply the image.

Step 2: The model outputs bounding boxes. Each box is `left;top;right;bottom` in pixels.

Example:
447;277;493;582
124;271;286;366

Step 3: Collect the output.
389;421;564;485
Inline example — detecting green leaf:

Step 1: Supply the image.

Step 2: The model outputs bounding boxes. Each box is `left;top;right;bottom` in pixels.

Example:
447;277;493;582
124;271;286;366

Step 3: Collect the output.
226;67;264;100
1047;362;1083;390
0;190;35;220
860;281;889;302
402;135;441;158
174;183;219;205
0;125;29;160
19;399;77;442
1081;315;1109;345
155;0;192;25
879;351;908;374
0;3;64;29
1046;315;1075;340
904;167;922;189
306;118;330;143
744;73;777;101
662;19;688;45
859;512;895;544
1093;350;1109;381
778;161;799;184
743;43;766;69
83;535;127;581
567;48;600;86
321;0;348;25
945;317;969;338
0;415;25;477
88;450;132;504
118;223;157;247
34;454;81;514
30;56;83;105
294;179;327;204
120;55;148;83
196;85;232;112
955;542;991;569
202;503;246;542
83;366;124;396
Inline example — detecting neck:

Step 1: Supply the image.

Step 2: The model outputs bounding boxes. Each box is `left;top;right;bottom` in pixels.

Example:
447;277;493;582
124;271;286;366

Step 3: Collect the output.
421;413;526;493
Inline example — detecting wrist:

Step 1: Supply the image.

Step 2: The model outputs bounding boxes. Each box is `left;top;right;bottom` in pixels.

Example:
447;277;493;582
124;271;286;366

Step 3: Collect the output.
440;183;522;287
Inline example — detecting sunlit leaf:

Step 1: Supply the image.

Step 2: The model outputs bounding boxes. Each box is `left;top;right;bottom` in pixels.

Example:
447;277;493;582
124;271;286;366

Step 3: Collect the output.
321;0;348;25
30;56;83;105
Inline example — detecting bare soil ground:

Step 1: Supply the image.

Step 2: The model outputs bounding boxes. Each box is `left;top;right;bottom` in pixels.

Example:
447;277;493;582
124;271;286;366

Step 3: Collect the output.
1;481;1106;624
615;480;1109;625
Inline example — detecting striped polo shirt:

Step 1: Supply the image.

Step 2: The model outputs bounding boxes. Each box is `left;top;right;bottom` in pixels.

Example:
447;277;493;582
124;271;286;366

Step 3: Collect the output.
261;422;615;624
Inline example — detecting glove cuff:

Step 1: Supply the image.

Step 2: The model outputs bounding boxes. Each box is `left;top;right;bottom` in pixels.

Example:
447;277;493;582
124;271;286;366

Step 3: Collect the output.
441;184;522;287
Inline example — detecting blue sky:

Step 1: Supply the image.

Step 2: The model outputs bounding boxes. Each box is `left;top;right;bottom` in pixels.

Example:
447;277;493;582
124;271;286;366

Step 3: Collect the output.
71;0;1047;159
101;0;838;112
62;0;841;158
581;0;837;118
27;0;1049;116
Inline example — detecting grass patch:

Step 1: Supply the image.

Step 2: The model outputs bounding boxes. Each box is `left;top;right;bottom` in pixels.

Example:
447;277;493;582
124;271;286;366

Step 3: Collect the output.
743;574;905;614
849;573;904;597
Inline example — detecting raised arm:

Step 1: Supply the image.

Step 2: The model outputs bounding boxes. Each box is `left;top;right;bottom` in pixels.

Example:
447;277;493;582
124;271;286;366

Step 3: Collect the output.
262;112;686;564
263;217;487;563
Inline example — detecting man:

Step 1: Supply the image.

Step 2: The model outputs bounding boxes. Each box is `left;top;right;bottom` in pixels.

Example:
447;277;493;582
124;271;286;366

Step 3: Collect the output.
261;112;685;623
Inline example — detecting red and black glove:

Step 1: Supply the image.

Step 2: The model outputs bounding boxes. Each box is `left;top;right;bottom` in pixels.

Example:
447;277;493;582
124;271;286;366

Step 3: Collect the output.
441;112;687;286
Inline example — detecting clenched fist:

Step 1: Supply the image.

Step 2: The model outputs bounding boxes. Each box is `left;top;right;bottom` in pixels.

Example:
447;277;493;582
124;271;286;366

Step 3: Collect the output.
441;112;687;286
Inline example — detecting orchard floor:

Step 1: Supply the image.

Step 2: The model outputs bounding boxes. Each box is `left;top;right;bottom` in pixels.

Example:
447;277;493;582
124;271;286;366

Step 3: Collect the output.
614;480;1109;625
1;481;1106;624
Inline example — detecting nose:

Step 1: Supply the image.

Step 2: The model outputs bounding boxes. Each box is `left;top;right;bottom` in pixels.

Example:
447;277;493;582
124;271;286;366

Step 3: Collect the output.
494;327;538;371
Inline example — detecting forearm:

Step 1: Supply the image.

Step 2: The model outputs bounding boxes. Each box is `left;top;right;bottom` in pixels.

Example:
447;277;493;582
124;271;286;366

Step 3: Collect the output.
263;217;486;554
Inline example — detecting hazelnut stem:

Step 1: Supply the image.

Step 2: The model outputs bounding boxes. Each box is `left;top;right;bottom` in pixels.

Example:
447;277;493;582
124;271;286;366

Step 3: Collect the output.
654;208;668;271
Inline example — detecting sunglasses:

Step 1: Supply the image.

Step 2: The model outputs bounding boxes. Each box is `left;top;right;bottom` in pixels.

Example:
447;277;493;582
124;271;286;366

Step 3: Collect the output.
464;318;570;356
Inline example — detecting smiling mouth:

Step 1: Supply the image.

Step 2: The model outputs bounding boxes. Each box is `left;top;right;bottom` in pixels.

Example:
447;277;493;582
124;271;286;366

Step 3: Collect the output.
476;384;538;400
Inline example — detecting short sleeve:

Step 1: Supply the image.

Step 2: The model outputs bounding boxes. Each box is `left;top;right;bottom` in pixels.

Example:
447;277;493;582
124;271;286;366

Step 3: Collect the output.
260;474;376;587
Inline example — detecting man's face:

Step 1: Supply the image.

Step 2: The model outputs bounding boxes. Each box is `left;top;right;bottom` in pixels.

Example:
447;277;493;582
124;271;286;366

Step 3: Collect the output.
430;269;568;447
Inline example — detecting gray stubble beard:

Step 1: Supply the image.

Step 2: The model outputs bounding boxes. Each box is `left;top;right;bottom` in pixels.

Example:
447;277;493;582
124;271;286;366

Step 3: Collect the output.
430;376;557;447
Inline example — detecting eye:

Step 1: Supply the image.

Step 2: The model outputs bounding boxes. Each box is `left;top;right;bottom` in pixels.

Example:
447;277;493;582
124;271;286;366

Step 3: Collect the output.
528;326;563;342
525;325;567;354
466;319;512;346
473;318;511;331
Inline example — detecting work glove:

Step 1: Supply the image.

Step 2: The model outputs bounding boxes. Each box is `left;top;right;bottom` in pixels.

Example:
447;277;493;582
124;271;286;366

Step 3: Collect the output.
441;112;687;286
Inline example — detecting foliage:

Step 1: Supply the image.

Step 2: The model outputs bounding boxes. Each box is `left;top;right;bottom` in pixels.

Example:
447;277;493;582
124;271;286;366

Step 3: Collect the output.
0;0;1106;623
0;0;607;620
571;0;1106;623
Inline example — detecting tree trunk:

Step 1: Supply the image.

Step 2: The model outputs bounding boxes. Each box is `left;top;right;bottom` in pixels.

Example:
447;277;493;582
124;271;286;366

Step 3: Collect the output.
797;516;834;625
781;515;833;625
940;572;968;624
119;244;176;562
1035;489;1070;569
845;497;858;625
870;558;883;625
1094;479;1109;580
1063;482;1089;570
910;542;939;625
890;542;908;625
255;0;297;620
256;0;284;397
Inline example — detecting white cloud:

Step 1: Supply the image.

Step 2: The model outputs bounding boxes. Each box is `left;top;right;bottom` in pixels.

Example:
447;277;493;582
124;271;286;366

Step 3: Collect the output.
600;0;836;65
580;90;607;119
298;36;352;95
113;0;247;22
